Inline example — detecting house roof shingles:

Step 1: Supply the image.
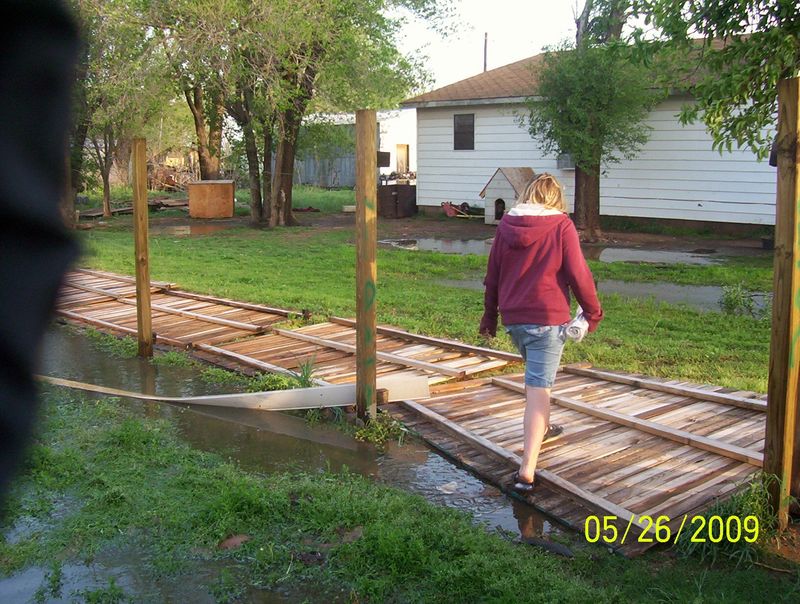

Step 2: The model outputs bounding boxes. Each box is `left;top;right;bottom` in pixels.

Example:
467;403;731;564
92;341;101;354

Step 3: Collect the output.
402;54;545;107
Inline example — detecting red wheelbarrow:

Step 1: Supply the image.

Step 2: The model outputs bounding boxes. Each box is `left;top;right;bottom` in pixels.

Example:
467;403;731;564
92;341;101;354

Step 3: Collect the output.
441;201;475;218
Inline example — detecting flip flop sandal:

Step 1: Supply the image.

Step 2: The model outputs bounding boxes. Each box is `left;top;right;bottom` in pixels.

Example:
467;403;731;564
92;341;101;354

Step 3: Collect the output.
544;424;564;441
512;472;535;494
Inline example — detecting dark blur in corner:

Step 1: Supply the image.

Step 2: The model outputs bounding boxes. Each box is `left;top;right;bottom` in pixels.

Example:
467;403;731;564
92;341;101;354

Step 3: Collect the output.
0;0;80;505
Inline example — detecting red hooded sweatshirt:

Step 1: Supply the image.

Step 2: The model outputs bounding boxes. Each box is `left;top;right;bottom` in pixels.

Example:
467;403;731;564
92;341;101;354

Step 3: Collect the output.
480;212;603;336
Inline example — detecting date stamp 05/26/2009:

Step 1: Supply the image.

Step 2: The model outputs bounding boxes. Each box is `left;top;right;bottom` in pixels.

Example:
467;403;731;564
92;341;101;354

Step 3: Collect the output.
584;514;760;546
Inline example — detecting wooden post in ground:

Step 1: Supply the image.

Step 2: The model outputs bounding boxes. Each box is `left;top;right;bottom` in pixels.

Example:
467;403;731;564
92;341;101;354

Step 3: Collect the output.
132;137;153;358
355;110;377;420
766;77;800;529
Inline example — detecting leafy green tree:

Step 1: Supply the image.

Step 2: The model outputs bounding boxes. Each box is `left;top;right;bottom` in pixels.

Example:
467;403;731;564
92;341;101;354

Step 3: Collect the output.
146;0;231;180
64;1;184;220
81;0;168;216
631;0;800;158
262;0;446;226
524;1;662;240
220;0;446;226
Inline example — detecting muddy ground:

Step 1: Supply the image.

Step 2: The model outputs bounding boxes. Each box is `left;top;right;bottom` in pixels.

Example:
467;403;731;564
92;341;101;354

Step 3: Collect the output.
111;209;769;256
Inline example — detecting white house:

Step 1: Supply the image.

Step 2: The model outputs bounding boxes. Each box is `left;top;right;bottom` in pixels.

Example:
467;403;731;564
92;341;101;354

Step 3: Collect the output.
401;54;776;226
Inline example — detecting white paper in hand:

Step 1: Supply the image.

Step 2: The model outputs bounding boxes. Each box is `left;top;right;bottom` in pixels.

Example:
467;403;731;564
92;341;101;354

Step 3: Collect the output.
564;306;589;343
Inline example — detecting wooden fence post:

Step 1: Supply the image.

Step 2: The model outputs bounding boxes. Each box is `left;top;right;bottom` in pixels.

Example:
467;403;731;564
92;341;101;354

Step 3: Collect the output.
132;137;153;358
355;110;377;420
766;77;800;529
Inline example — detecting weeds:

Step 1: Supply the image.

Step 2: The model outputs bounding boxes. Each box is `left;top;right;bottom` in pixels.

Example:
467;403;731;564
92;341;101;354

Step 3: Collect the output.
354;411;407;449
84;328;138;358
201;365;308;392
674;473;790;567
74;578;127;603
719;282;772;321
33;560;63;603
151;350;196;367
295;358;316;388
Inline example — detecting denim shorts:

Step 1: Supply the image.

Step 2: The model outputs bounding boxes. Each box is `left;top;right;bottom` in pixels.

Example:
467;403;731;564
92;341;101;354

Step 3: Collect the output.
506;324;566;388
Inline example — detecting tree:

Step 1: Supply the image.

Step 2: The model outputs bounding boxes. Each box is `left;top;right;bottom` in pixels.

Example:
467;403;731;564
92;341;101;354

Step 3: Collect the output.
524;1;662;240
262;0;444;226
147;0;230;180
82;0;167;217
631;1;799;158
222;0;446;226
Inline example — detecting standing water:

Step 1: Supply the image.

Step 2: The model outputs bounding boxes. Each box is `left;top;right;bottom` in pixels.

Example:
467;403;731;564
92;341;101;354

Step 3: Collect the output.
1;326;560;602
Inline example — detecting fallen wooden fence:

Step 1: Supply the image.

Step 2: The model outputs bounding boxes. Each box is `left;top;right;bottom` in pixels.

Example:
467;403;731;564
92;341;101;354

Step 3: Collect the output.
54;269;767;556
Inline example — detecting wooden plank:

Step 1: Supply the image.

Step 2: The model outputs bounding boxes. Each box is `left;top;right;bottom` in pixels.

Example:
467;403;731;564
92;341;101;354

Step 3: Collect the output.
398;398;649;531
166;289;293;317
493;377;763;466
273;328;467;378
56;308;187;348
194;343;330;385
73;268;174;289
330;316;522;362
66;281;265;333
132;138;153;357
563;365;767;412
766;76;800;529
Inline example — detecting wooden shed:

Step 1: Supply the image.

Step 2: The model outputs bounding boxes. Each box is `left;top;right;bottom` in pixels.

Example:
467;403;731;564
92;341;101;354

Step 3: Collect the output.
479;167;536;225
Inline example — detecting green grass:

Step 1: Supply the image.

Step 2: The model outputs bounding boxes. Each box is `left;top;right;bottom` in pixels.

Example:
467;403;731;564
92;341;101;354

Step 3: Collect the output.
589;254;774;291
83;328;138;359
2;389;797;603
78;225;772;391
235;185;354;214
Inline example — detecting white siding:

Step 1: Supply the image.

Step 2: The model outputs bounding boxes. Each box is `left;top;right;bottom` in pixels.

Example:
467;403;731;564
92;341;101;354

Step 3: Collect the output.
415;105;574;211
415;98;776;225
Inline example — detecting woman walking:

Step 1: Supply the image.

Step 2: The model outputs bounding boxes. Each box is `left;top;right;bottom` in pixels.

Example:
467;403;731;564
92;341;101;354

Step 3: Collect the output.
479;174;602;493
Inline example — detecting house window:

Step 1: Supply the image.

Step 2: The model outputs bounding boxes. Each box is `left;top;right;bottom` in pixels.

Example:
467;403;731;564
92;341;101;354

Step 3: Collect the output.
454;114;474;150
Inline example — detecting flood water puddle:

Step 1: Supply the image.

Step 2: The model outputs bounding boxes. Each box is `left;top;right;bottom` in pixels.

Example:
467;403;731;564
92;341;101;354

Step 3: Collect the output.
583;246;722;265
380;238;493;255
435;277;769;312
1;326;558;602
380;237;742;265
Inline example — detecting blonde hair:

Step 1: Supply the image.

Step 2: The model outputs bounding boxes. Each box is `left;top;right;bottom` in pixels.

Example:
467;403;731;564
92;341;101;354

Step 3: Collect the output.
518;173;566;212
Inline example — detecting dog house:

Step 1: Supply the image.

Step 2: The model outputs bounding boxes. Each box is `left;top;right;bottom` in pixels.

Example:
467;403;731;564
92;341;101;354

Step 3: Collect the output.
479;167;536;225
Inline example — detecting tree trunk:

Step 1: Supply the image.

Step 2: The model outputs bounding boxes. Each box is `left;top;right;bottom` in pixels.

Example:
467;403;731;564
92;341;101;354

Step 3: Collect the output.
269;110;301;227
575;0;594;45
227;90;263;224
574;164;602;241
243;123;262;223
114;139;131;186
268;130;285;227
60;145;75;228
262;123;273;223
101;171;111;218
184;85;222;180
268;42;323;227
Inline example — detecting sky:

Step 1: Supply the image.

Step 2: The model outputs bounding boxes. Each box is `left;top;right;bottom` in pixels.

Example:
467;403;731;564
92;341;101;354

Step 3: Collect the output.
399;0;581;89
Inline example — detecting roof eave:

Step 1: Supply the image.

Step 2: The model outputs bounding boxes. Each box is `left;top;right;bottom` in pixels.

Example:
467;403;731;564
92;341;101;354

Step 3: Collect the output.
400;96;534;109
